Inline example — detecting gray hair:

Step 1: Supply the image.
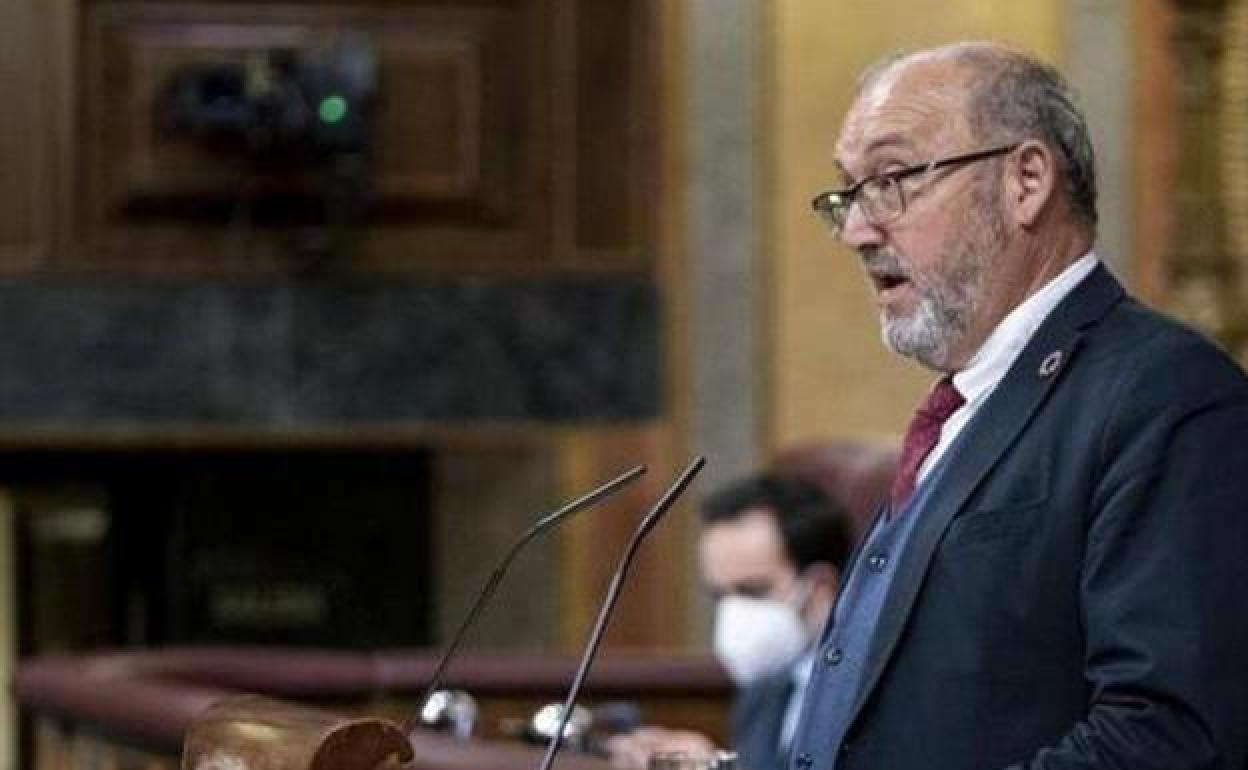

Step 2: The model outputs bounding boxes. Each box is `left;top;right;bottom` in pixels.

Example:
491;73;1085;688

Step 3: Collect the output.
862;44;1099;233
959;45;1097;232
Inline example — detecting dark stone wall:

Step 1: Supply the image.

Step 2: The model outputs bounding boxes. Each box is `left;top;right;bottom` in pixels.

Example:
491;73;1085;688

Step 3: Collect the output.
0;277;659;425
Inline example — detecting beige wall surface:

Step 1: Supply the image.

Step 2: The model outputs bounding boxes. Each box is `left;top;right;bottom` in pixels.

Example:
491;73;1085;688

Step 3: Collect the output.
764;2;1063;449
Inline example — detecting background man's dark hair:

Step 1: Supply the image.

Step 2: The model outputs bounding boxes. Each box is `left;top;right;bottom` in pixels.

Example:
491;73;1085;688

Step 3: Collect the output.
700;474;852;572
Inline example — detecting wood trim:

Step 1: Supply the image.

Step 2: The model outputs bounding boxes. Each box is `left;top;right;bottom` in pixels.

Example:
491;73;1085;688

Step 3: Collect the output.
556;425;687;650
0;0;76;270
1132;0;1178;304
0;421;663;453
15;648;729;754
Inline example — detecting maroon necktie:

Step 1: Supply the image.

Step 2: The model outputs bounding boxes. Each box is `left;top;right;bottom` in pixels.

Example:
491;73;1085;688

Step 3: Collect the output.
890;377;965;510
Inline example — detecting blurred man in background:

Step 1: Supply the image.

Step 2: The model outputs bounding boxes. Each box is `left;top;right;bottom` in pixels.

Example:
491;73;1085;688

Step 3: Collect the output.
607;474;852;770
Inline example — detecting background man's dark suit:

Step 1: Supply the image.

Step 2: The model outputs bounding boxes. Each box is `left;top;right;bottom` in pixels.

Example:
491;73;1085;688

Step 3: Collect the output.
732;672;794;770
814;265;1248;770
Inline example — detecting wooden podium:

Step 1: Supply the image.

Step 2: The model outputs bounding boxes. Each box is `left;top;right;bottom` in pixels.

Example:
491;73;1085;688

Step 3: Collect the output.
180;694;612;770
182;696;413;770
15;649;724;770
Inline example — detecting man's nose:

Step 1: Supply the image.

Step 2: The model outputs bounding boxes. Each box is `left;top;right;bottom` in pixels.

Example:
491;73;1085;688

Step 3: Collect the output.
838;200;884;250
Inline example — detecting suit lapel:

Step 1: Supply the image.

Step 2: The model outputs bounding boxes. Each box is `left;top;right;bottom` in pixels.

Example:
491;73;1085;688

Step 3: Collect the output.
844;264;1126;725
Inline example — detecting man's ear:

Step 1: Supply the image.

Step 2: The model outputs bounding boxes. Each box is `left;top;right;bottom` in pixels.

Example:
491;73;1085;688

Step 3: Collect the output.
1007;139;1056;229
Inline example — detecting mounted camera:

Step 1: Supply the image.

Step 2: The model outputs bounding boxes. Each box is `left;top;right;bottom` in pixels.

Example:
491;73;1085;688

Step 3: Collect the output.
158;37;378;263
160;37;377;165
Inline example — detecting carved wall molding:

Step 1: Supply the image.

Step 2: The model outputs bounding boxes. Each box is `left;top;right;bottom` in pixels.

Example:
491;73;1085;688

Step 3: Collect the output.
43;0;660;276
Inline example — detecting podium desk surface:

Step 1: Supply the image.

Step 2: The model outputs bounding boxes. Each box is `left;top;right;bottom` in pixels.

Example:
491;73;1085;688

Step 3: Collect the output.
15;647;731;770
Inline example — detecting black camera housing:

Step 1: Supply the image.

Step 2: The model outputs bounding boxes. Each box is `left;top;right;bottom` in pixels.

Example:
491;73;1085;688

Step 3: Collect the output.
161;39;377;164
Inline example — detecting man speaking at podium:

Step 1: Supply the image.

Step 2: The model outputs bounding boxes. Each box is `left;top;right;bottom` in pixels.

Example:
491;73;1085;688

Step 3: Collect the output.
792;42;1248;770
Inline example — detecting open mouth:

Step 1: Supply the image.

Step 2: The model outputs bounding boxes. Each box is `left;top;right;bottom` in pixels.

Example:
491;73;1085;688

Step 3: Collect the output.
871;272;910;293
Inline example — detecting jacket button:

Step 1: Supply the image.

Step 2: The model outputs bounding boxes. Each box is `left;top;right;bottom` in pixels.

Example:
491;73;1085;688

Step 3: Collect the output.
867;553;888;571
824;647;843;666
795;753;814;769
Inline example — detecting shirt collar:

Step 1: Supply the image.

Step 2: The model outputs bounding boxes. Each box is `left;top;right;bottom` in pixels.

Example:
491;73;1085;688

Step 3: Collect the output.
791;648;815;688
952;250;1100;405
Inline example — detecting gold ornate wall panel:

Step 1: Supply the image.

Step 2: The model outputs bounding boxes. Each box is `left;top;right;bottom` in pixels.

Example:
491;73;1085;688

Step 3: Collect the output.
1166;1;1235;346
1220;0;1248;359
1166;0;1248;361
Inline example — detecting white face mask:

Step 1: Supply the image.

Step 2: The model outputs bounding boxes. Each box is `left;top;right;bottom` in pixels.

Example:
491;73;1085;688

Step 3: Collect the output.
712;584;812;686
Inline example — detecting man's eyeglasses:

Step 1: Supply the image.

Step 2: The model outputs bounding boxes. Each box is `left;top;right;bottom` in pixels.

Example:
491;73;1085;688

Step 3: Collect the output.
810;143;1019;237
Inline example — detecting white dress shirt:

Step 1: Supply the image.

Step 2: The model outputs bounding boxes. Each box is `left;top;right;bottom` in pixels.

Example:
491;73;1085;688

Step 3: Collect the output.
917;251;1100;484
779;649;815;752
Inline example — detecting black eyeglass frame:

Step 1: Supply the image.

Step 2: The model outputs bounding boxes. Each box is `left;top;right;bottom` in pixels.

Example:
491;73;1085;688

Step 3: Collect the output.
810;143;1020;232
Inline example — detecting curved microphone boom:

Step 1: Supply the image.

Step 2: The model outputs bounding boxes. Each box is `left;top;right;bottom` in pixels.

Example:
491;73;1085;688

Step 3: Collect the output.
403;463;647;734
537;456;707;770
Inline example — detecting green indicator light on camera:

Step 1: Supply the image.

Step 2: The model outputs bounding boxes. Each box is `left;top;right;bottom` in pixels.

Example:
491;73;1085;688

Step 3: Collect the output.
318;95;349;124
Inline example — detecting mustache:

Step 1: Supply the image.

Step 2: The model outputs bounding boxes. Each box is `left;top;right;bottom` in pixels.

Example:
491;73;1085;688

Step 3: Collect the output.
860;247;909;278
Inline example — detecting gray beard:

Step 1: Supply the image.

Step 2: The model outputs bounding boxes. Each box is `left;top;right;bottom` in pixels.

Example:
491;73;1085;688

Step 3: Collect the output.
878;185;1007;370
881;290;967;370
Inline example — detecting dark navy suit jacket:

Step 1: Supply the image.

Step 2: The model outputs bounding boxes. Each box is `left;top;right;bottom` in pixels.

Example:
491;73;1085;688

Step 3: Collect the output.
732;672;794;770
797;265;1248;770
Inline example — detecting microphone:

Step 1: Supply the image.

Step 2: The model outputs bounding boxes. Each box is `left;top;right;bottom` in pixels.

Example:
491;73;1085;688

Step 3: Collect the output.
403;463;647;735
537;456;707;770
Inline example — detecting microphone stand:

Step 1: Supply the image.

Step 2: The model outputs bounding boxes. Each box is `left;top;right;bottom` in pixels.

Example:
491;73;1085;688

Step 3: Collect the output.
536;456;706;770
403;464;647;735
